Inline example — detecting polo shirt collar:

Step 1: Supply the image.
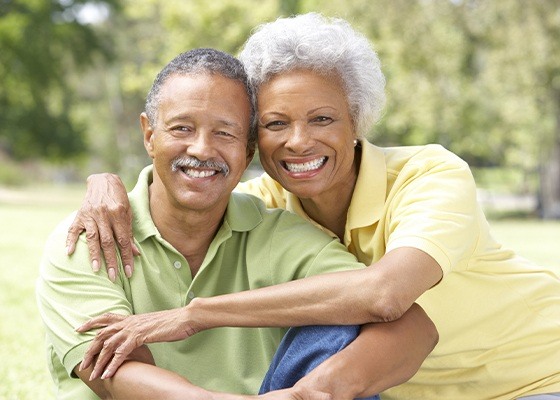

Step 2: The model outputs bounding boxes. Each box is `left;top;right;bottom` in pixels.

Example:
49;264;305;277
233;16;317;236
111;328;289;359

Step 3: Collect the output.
129;165;262;243
129;166;156;242
346;139;387;231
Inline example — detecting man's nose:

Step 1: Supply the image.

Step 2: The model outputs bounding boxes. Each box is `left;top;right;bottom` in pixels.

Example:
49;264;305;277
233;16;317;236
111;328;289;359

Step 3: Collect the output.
186;131;216;159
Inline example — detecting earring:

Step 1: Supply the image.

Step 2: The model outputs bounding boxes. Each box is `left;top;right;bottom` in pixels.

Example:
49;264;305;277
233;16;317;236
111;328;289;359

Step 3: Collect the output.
353;139;358;147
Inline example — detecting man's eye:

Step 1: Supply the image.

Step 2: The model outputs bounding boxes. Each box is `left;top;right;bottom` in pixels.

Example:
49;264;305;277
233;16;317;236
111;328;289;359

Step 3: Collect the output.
216;131;233;137
172;126;193;133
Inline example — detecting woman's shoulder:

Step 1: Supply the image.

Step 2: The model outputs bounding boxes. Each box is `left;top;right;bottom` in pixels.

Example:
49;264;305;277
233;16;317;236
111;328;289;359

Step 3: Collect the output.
383;143;466;165
376;144;470;179
235;173;287;209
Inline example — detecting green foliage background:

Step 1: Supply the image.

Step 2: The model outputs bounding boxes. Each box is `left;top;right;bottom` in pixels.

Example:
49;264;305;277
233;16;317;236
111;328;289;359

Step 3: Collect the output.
2;0;559;216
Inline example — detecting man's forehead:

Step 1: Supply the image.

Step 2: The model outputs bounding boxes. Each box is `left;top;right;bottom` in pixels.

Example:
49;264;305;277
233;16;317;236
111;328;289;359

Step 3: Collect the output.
158;73;247;104
156;73;251;129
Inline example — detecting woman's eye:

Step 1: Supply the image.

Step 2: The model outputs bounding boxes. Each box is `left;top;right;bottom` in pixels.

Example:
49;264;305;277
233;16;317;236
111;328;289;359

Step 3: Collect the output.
312;116;333;124
216;131;233;137
263;121;287;130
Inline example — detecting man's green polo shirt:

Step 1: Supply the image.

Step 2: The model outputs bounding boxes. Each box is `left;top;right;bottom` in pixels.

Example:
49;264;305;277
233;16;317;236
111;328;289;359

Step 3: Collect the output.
36;166;365;399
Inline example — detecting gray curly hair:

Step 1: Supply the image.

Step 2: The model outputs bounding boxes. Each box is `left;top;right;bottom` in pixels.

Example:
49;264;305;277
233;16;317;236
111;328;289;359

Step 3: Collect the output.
239;13;386;138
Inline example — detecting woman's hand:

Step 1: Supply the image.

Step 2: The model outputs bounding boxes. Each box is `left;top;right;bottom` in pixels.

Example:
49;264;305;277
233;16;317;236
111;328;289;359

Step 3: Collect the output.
66;173;139;281
77;308;200;381
257;388;332;400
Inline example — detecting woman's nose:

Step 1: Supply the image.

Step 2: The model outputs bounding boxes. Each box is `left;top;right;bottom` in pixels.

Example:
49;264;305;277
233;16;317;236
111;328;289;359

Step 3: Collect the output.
285;123;314;153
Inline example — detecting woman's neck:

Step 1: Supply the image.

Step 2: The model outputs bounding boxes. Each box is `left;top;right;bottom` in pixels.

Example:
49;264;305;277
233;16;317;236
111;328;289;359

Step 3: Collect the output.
300;149;361;241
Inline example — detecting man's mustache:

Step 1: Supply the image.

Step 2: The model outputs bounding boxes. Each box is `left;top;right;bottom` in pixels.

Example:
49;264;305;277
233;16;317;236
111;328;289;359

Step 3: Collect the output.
171;156;230;177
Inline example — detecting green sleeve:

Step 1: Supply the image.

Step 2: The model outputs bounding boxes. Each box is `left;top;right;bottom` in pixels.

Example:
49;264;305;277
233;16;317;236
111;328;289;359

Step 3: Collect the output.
36;213;132;376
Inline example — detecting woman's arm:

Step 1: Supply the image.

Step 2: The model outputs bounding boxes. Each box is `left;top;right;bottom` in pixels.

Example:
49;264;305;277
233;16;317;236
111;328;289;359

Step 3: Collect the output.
294;304;438;398
65;174;442;321
190;247;442;327
66;173;137;281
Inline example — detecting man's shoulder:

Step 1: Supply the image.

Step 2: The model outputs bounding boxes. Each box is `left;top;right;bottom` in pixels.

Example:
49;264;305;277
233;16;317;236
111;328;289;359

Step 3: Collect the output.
42;212;78;255
229;192;336;244
39;211;104;281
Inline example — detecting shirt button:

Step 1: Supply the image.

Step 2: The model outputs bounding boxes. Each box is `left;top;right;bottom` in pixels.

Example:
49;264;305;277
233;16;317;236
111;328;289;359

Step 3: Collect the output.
187;291;195;299
173;261;182;269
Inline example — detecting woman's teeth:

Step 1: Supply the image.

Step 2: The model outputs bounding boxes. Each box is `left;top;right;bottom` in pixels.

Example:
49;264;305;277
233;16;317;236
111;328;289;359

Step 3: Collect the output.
285;157;327;173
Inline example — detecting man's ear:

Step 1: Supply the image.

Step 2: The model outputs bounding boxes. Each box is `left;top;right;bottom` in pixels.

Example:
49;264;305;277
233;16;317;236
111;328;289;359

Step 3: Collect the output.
140;112;155;159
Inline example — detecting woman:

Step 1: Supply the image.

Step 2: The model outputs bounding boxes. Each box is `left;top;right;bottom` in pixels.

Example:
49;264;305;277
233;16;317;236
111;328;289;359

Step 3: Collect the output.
68;13;560;399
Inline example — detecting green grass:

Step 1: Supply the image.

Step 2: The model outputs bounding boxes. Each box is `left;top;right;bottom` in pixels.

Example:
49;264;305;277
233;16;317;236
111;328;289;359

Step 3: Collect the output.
0;185;559;399
0;185;83;400
489;219;560;268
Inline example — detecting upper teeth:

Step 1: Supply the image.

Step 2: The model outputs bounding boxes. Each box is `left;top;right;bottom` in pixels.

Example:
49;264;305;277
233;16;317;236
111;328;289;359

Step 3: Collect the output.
183;169;217;178
285;157;326;173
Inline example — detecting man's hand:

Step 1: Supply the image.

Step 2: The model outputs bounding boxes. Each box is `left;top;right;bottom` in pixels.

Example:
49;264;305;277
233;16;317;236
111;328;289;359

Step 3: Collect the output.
77;309;200;381
66;173;139;281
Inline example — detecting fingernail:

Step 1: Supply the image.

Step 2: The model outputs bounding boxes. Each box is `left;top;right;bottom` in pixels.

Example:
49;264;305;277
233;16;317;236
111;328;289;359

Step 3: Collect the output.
92;260;100;272
79;361;85;371
108;268;116;282
124;265;132;278
101;370;109;380
66;246;71;255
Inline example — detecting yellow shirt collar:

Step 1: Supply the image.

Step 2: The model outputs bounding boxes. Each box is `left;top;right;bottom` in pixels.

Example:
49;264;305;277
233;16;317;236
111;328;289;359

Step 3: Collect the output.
346;139;387;231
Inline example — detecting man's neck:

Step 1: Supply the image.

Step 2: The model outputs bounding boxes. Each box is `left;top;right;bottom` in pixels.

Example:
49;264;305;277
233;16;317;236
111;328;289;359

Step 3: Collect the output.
148;186;226;277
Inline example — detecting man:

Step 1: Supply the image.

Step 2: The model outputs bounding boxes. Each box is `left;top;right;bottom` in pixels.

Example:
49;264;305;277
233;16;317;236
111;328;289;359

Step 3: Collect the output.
36;48;374;399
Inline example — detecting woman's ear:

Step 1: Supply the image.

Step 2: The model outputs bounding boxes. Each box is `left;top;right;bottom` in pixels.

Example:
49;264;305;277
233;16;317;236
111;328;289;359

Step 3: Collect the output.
140;112;155;158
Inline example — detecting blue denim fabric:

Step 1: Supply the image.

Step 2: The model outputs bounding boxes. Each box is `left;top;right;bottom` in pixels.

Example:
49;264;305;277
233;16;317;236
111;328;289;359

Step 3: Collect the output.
259;325;380;400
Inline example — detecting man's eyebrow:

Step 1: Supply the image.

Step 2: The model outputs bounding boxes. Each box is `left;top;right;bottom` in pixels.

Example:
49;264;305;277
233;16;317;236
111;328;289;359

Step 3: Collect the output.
164;114;243;130
164;113;193;124
216;119;243;130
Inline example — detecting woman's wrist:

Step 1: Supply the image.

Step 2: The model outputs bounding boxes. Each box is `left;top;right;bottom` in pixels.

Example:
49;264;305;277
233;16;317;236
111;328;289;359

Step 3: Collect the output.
184;297;216;333
295;351;366;399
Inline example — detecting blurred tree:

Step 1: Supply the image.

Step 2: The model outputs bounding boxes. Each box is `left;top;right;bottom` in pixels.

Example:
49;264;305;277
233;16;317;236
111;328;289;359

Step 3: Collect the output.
9;0;555;215
77;0;282;182
314;0;560;218
0;0;120;160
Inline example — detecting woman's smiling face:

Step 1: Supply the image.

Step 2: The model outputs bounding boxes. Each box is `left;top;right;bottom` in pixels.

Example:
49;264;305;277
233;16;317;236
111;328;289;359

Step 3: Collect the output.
257;69;358;200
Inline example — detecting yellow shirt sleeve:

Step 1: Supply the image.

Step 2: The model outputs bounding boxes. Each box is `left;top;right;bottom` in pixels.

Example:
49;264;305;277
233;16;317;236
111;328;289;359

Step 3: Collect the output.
384;145;481;275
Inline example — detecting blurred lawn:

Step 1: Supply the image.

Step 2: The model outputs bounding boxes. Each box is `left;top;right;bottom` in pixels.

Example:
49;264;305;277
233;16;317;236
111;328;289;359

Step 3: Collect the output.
0;185;558;399
0;185;83;400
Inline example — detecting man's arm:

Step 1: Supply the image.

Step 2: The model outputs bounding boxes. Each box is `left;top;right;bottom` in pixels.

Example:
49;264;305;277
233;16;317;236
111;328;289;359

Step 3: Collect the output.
75;345;332;400
74;345;225;400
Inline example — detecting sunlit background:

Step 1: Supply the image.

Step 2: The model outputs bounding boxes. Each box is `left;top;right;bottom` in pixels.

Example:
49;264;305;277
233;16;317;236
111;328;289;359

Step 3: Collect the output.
1;0;559;398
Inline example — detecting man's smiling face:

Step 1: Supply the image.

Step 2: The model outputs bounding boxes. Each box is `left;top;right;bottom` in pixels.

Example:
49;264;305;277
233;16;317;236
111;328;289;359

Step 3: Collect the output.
143;72;253;213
